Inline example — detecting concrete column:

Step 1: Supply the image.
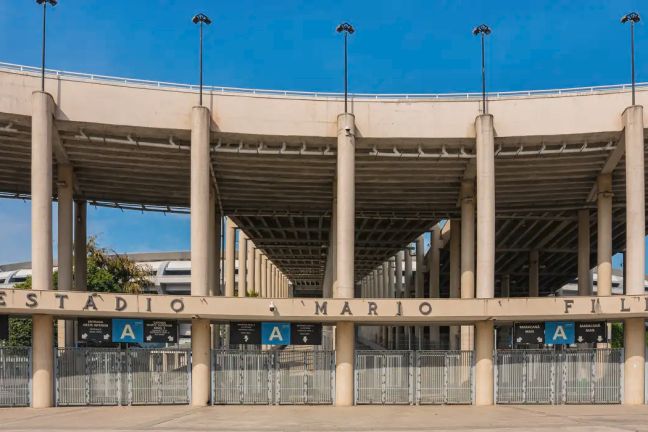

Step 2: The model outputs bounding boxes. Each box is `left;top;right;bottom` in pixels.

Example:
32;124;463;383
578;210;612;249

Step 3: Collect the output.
415;235;425;298
429;226;441;346
449;219;461;350
395;250;403;298
529;250;539;297
270;265;275;297
224;218;236;297
404;246;412;298
254;249;262;296
190;106;211;406
597;174;613;296
460;180;475;351
577;209;591;296
246;241;255;296
475;114;495;299
261;255;267;297
474;320;494;405
238;231;247;297
31;91;54;408
190;106;211;298
74;200;87;291
266;260;272;297
335;112;355;407
382;261;390;346
57;164;74;347
623;105;645;405
208;189;219;297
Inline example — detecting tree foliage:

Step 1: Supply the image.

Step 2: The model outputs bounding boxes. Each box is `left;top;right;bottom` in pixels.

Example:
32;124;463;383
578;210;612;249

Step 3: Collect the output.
3;237;153;347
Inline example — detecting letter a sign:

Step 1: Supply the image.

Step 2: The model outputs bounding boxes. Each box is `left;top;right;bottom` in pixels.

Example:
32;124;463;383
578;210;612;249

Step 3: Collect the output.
261;322;291;345
112;319;144;344
544;321;575;345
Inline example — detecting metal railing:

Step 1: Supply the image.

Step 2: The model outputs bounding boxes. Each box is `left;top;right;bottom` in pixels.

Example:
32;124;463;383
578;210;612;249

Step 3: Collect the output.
355;350;414;404
55;348;190;406
2;61;647;101
495;349;622;404
417;351;472;404
0;347;31;407
211;349;335;405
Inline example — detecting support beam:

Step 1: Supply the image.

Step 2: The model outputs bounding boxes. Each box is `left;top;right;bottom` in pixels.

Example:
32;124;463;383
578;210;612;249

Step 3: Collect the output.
74;200;87;292
577;209;591;296
31;91;54;408
475;114;495;299
449;219;461;350
460;180;475;351
224;218;236;297
529;249;539;297
404;246;412;299
190;105;211;406
334;112;355;407
415;235;425;298
254;248;262;296
238;231;247;297
261;255;267;298
57;164;74;348
475;320;494;405
597;174;613;297
246;240;256;296
208;188;219;297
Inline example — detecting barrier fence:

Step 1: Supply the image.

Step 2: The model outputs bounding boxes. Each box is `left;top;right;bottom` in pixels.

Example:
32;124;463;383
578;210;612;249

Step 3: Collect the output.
495;349;623;404
0;347;31;407
211;350;335;405
55;348;190;406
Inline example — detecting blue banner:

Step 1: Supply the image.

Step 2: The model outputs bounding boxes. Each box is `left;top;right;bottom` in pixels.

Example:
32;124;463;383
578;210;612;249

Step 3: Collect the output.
112;319;144;343
261;322;291;345
544;321;575;345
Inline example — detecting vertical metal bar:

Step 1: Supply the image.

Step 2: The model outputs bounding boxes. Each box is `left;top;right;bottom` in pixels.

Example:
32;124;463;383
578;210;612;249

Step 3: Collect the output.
481;33;486;114
344;32;348;113
199;22;203;106
631;22;636;105
41;2;47;92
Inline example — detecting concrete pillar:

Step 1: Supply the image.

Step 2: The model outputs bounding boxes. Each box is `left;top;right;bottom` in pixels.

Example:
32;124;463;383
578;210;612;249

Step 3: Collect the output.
474;320;494;405
475;114;495;299
335;112;355;407
449;219;461;350
404;246;412;298
261;255;267;298
254;249;262;296
208;189;220;296
270;265;275;297
190;105;211;406
266;260;272;297
460;180;475;351
31;91;54;408
225;218;236;297
415;235;425;298
429;226;441;347
597;174;613;296
623;105;645;405
246;241;255;296
577;209;591;296
57;164;74;347
74;200;87;291
238;231;247;297
395;250;403;298
382;261;390;347
529;250;539;297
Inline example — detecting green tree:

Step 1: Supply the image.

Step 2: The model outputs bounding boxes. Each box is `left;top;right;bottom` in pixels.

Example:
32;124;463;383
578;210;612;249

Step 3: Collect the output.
4;238;152;347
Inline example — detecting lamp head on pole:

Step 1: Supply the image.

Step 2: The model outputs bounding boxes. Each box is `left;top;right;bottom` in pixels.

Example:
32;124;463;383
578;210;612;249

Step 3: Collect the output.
621;12;640;24
472;24;491;36
36;0;57;5
192;13;212;25
336;22;355;35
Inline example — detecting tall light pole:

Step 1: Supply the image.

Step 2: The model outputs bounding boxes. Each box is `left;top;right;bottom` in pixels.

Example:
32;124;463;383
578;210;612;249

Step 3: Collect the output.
472;24;491;114
192;13;212;106
36;0;57;92
621;12;641;105
336;22;355;114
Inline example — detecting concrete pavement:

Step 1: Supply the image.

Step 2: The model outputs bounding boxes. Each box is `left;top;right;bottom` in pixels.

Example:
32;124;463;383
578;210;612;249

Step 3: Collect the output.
1;405;648;431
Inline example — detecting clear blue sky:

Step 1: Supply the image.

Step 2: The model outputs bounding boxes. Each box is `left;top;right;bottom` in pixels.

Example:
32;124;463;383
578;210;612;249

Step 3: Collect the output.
0;0;644;265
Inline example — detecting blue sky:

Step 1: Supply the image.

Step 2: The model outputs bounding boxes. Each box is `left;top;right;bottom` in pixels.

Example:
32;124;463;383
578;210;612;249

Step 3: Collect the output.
0;0;644;264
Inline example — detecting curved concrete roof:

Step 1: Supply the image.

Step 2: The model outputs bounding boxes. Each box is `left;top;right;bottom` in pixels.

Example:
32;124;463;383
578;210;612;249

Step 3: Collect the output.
0;63;645;295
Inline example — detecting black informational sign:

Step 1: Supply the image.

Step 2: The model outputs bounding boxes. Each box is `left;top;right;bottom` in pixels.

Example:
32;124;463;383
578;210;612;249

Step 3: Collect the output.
144;320;178;344
0;315;7;340
78;318;112;344
230;322;261;345
291;323;322;345
575;321;607;343
514;322;545;344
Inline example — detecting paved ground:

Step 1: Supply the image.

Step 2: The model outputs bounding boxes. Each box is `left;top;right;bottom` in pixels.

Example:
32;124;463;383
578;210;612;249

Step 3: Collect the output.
1;405;648;431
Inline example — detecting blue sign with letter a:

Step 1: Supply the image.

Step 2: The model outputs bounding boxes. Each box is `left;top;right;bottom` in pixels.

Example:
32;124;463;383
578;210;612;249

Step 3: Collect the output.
112;319;144;343
261;322;291;345
545;321;575;345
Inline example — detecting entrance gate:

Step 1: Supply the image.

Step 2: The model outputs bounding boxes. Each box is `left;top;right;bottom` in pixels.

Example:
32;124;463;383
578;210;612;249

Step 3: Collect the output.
211;350;335;405
495;349;622;404
55;348;190;406
0;347;31;407
355;350;413;404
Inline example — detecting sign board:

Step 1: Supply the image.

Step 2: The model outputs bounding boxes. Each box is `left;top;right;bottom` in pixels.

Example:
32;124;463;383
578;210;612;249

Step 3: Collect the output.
0;315;7;340
144;320;178;343
545;321;575;345
291;323;322;345
112;318;143;344
514;322;545;344
78;318;112;344
230;322;261;345
261;322;291;345
575;321;607;343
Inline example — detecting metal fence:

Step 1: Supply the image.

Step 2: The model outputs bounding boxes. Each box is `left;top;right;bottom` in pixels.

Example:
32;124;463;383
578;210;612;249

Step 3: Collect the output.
495;349;622;404
417;351;473;404
55;348;190;406
355;351;414;404
0;347;31;407
212;349;335;405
